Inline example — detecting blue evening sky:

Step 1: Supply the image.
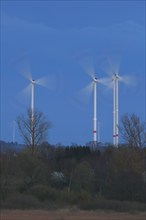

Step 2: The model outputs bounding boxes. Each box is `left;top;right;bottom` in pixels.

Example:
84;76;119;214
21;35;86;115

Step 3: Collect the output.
0;0;145;146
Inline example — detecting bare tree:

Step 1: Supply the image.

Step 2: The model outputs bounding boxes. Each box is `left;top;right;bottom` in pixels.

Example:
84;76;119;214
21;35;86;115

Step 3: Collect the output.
16;109;51;155
119;113;146;148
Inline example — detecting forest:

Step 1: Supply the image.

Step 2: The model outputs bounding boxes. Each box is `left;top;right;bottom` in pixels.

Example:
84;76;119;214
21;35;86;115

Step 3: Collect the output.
0;141;146;212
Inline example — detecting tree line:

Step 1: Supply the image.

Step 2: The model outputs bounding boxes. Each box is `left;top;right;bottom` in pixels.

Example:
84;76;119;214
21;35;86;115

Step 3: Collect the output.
16;109;146;155
0;110;146;210
0;143;146;209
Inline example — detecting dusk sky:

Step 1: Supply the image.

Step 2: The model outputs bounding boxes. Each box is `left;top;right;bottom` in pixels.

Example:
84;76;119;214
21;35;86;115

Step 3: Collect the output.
1;0;145;146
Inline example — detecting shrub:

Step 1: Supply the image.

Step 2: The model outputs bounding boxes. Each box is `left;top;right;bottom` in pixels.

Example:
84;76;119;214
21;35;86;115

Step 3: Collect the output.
26;184;59;201
60;190;91;205
1;193;40;209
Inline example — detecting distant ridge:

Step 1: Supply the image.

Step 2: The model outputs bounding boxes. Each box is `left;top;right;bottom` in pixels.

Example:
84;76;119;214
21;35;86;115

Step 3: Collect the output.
0;140;25;153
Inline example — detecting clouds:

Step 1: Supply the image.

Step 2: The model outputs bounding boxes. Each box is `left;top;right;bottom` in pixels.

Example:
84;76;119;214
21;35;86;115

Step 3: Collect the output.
1;12;144;41
1;12;57;34
1;12;145;71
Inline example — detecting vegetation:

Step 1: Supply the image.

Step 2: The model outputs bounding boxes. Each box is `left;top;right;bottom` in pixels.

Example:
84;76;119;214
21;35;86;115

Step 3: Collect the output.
0;142;146;211
120;113;146;148
16;109;51;156
0;112;146;211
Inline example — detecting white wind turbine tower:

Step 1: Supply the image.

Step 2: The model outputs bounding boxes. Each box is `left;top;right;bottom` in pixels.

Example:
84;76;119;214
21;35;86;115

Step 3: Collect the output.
102;57;136;147
77;56;109;146
92;76;107;144
112;73;119;147
112;73;135;147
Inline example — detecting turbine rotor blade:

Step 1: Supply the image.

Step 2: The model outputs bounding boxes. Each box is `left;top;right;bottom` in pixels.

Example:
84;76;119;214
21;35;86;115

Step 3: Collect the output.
35;74;57;91
18;84;31;97
109;53;121;75
76;81;94;105
98;77;112;86
119;75;136;86
119;75;137;86
78;54;95;79
10;54;32;81
100;52;121;77
19;66;32;81
16;84;31;105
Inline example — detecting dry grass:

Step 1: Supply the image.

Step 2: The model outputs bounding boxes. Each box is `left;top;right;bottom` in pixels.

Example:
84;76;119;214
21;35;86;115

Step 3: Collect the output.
0;209;146;220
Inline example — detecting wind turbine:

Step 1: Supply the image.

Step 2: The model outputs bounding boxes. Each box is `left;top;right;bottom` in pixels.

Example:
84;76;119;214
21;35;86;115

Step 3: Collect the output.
102;58;136;147
13;56;56;146
22;74;57;145
77;55;109;146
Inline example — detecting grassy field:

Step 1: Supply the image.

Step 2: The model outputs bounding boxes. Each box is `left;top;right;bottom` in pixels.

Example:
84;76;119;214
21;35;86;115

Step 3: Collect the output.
1;209;146;220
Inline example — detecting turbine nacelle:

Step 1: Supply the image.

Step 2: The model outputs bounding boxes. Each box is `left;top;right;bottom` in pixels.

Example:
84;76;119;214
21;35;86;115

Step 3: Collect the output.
31;79;35;84
93;76;99;83
112;73;120;81
93;76;108;85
